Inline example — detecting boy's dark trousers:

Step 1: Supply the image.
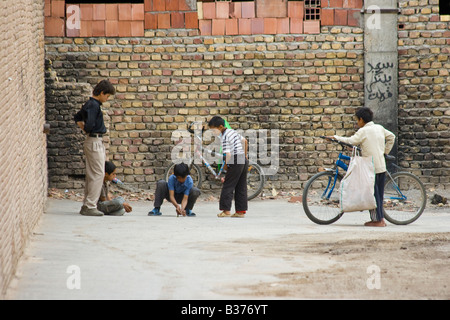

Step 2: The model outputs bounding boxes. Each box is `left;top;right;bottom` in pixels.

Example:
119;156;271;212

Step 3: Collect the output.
370;172;386;221
220;158;248;212
154;180;201;210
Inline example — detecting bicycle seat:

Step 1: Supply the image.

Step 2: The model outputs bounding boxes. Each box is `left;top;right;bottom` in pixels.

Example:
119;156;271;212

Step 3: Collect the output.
385;154;396;162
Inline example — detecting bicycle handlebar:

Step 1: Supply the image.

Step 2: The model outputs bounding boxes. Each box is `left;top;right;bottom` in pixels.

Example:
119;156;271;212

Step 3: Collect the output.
320;136;361;152
187;122;206;134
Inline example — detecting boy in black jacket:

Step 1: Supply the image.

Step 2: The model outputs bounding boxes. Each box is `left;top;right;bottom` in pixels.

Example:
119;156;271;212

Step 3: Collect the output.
74;80;115;216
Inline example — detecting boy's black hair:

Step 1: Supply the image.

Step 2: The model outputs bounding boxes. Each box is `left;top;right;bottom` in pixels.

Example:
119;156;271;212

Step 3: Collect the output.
208;116;225;128
173;163;190;178
105;161;116;175
355;107;373;123
93;80;116;96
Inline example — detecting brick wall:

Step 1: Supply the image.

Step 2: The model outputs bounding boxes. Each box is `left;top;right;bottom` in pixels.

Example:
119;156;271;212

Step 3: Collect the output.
45;26;365;191
398;0;450;188
44;0;449;192
0;0;47;298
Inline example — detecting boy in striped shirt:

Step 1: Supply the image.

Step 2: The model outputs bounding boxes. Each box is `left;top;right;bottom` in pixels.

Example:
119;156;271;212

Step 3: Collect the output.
208;116;248;218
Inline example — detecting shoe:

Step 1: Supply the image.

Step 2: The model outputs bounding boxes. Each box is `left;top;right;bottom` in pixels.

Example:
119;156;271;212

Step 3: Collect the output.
231;212;246;218
80;206;104;216
186;210;196;217
106;208;126;216
217;211;231;217
148;208;162;216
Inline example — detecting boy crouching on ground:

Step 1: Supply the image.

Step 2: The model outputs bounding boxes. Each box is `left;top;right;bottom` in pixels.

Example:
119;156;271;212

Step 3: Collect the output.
148;163;201;217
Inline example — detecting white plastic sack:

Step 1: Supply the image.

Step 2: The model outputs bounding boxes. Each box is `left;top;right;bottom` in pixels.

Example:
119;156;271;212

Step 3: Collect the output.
340;147;377;213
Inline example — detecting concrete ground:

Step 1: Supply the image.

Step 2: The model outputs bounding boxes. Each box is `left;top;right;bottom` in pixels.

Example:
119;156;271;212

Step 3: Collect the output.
5;197;450;300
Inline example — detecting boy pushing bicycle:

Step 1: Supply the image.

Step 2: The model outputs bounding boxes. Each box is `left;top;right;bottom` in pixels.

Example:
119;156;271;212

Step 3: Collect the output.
326;107;395;227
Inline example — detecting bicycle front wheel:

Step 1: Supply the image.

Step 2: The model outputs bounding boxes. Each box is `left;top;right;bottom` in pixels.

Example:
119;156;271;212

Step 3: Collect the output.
383;172;426;225
302;171;344;225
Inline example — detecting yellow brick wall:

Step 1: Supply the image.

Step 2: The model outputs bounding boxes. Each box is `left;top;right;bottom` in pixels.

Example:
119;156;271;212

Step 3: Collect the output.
0;0;47;298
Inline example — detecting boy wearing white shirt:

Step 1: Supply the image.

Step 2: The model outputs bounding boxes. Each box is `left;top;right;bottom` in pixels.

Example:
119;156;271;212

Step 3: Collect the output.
328;107;396;227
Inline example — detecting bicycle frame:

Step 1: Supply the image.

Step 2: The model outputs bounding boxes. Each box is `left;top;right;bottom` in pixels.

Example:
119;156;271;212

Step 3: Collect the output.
192;131;226;180
385;171;408;201
321;153;350;200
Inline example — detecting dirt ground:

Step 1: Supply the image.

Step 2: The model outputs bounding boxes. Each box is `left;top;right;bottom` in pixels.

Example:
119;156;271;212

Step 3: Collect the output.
42;187;450;300
226;231;450;299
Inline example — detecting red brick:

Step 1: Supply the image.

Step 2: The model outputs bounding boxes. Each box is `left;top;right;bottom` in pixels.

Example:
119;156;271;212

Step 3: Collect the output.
288;1;304;19
80;20;92;37
199;19;212;35
347;9;359;26
242;2;255;19
251;18;264;35
225;18;238;35
263;18;277;34
51;0;65;18
166;0;179;11
304;20;320;34
185;11;199;29
290;18;303;34
45;0;51;17
106;4;118;20
45;17;65;36
80;4;93;21
92;20;105;37
153;0;166;12
132;4;144;20
230;2;242;19
106;20;119;36
66;24;80;37
334;9;348;25
171;12;185;28
256;0;287;18
212;19;226;35
93;4;106;21
157;13;171;29
179;0;192;11
216;2;229;19
238;18;252;35
131;21;144;36
344;0;363;9
119;4;132;21
144;0;152;12
277;17;290;34
203;2;216;19
321;8;334;25
330;0;343;7
321;0;330;7
118;21;132;37
145;13;158;29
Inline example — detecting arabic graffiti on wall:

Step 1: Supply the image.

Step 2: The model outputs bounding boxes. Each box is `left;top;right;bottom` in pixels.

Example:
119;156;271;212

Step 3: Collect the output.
366;62;394;102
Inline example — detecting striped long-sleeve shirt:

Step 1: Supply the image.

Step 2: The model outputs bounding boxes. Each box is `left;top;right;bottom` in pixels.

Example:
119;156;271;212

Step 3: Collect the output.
221;128;245;164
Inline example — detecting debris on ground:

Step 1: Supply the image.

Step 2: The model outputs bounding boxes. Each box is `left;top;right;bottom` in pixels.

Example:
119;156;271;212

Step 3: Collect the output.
431;194;448;206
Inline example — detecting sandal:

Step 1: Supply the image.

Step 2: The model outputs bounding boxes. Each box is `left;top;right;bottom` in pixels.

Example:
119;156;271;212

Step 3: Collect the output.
217;211;231;217
231;212;246;218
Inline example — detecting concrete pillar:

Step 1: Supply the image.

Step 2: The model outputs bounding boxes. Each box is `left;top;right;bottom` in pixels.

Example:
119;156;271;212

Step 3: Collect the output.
363;0;398;142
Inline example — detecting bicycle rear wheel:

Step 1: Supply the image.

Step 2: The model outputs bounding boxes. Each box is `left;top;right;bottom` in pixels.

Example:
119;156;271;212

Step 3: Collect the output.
247;162;265;200
302;171;344;225
383;172;426;225
164;162;203;189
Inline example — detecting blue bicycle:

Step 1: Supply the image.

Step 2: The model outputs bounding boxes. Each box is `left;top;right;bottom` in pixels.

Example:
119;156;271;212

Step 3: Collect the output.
302;136;426;225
